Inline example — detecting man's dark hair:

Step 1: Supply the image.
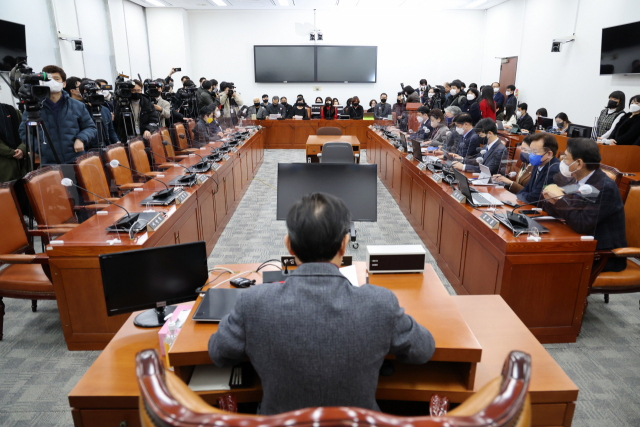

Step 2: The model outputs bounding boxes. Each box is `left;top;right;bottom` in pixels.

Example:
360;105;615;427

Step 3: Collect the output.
507;84;516;91
183;79;195;88
450;79;463;90
95;79;108;86
529;133;559;156
454;113;474;125
518;102;528;112
420;78;427;85
210;79;218;87
78;79;95;95
262;94;269;99
566;138;601;171
42;65;67;81
199;77;206;84
536;108;548;117
380;92;387;97
404;85;415;95
417;105;430;114
202;80;212;90
133;79;143;88
475;118;498;135
181;75;190;82
199;104;215;117
286;193;351;263
429;108;445;121
469;83;478;89
64;76;82;95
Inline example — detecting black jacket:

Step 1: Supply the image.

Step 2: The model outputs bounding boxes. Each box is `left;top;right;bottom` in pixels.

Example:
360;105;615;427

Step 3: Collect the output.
516;157;560;204
281;103;293;118
610;113;640;146
444;93;463;108
516;113;535;132
287;106;308;119
349;105;364;119
113;95;160;141
266;104;286;117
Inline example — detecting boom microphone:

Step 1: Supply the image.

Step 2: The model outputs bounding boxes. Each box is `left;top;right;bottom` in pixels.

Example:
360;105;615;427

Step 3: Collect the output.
109;159;173;199
60;178;131;218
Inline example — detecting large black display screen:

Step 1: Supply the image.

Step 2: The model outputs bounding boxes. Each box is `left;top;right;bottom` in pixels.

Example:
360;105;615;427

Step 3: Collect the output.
0;20;27;72
254;46;315;83
600;21;640;75
316;46;377;82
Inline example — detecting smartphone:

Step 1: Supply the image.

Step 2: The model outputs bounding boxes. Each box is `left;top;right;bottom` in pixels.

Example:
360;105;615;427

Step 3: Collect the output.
174;67;181;71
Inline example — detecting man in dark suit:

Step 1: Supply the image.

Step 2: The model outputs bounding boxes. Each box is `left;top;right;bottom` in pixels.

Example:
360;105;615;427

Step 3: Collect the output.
492;82;505;113
542;138;627;272
455;118;507;175
448;113;480;162
505;84;517;109
516;133;560;204
208;193;435;415
516;103;535;133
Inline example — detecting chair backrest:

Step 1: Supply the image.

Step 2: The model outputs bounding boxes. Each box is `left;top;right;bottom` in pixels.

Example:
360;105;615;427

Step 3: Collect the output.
23;166;75;227
129;138;153;174
0;183;30;257
317;127;342;136
600;164;622;186
136;349;531;427
306;107;311;117
186;119;196;143
321;142;354;164
75;152;111;202
149;132;169;165
624;184;640;248
161;127;175;152
105;143;134;186
174;123;190;150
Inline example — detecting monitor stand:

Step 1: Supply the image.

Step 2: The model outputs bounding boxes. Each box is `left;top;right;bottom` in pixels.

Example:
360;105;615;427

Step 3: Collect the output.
134;305;177;328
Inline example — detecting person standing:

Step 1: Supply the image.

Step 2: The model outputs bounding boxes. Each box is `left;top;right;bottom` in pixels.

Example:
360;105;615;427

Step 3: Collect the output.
479;86;497;121
0;99;31;215
505;85;517;109
595;91;626;137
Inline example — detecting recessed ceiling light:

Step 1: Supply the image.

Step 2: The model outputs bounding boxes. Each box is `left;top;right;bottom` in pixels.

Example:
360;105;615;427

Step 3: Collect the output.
467;0;488;7
145;0;166;5
278;0;289;5
208;0;227;6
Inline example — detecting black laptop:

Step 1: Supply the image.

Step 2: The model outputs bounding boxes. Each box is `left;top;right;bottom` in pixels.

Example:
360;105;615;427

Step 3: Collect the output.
192;288;243;322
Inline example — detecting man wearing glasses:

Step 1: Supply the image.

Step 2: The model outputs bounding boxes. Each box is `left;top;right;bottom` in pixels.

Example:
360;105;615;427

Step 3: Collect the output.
515;133;560;204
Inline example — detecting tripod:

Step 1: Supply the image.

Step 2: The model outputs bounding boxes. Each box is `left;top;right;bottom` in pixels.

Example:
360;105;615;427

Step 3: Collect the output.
23;109;62;169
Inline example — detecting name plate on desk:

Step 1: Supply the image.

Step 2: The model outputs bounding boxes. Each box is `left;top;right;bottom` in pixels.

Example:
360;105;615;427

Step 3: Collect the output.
232;147;238;153
451;190;466;204
417;162;427;172
212;163;220;171
480;212;500;230
430;173;443;184
175;190;189;205
237;140;243;147
146;213;166;232
196;174;208;184
223;153;230;162
397;146;404;153
406;154;414;162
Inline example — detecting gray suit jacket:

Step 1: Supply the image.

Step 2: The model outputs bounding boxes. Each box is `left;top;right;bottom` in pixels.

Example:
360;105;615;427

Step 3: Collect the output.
208;262;435;415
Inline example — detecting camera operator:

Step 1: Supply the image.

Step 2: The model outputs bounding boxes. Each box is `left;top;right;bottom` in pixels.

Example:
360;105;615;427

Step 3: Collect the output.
198;80;215;110
113;79;159;141
219;81;243;120
95;79;115;115
78;79;120;148
175;79;199;119
19;65;96;164
152;79;171;127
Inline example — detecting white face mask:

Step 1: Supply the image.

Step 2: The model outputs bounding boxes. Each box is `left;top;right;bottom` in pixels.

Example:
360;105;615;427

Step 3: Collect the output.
560;159;578;178
467;94;475;101
428;93;434;98
42;79;64;93
215;110;221;118
516;111;522;118
630;104;640;113
455;127;464;135
420;85;427;90
506;90;512;96
450;89;457;96
493;87;499;93
417;116;424;123
101;90;110;98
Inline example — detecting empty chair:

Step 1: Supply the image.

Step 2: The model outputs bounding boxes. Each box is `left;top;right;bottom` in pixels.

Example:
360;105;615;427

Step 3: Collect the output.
129;138;164;177
23;166;79;229
166;126;195;153
74;152;120;202
317;127;342;136
320;142;354;164
148;131;188;168
104;143;144;190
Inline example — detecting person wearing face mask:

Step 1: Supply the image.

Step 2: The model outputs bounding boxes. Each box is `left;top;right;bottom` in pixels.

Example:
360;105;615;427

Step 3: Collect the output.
112;79;159;142
501;104;517;129
403;86;420;104
208;105;224;139
348;96;364;120
280;97;292;118
197;80;215;110
535;108;548;128
287;99;309;119
263;94;271;108
153;79;172;128
446;114;480;162
424;109;448;147
19;65;96;165
374;93;391;119
514;133;560;204
453;119;507;175
460;88;481;125
542;138;627;273
95;79;114;114
595;92;627;137
492;82;505;115
505;85;517;109
444;80;464;108
321;97;337;120
76;79;120;148
367;99;377;113
248;97;268;120
296;95;309;108
415;106;432;140
266;96;286;118
193;105;215;144
554;112;571;133
601;94;640;146
418;79;429;103
493;136;533;193
392;93;405;120
434;106;462;154
513;103;535;133
424;88;436;109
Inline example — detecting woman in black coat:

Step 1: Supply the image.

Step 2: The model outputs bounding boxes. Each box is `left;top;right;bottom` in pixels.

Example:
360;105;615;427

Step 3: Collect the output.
348;96;364;119
605;95;640;146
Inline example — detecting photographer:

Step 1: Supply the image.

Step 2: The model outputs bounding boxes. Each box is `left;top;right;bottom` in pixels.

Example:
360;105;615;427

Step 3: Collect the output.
153;79;171;127
198;80;215;110
95;79;115;115
78;79;120;148
113;79;159;141
19;65;96;164
175;79;199;119
0;95;31;214
219;82;243;119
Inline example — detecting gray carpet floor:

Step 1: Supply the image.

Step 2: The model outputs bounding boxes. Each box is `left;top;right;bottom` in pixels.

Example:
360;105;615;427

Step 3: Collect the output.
0;149;638;426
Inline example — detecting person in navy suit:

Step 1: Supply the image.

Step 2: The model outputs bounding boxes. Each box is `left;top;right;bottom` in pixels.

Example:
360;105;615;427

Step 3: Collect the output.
516;133;560;204
454;119;507;175
492;82;505;113
448;113;480;162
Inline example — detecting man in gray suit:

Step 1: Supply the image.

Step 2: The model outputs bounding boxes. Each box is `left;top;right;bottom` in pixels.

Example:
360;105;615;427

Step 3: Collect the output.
209;193;436;415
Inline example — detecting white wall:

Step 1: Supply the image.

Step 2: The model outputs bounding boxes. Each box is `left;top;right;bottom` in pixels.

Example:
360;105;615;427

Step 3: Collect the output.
185;9;486;106
123;0;152;81
76;0;116;81
484;0;640;125
146;8;192;84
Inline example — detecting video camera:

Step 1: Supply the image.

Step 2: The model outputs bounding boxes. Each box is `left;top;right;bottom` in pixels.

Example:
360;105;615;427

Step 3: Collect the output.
144;79;162;99
220;81;235;97
80;79;105;107
114;75;135;99
9;59;51;113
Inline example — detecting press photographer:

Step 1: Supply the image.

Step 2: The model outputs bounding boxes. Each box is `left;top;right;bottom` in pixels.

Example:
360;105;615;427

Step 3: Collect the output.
146;79;171;127
18;65;96;165
219;81;243;126
78;79;120;148
113;78;159;141
175;79;199;119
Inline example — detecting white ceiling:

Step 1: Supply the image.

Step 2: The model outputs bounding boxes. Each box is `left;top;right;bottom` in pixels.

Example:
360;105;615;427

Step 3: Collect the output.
131;0;509;11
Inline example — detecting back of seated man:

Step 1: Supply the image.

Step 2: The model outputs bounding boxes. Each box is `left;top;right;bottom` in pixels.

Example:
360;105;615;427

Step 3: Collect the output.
516;132;560;204
542;138;627;272
208;193;435;415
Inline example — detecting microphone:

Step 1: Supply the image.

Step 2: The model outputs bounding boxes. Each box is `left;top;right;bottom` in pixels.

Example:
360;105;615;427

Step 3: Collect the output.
162;140;210;172
162;140;207;163
144;147;193;176
109;159;173;199
61;178;131;218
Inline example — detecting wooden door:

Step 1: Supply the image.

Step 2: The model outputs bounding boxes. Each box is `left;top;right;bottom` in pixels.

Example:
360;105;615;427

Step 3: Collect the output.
499;57;518;97
392;156;402;195
423;186;441;248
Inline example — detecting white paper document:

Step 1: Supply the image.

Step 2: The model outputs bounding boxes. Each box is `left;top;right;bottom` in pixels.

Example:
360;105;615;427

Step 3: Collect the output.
340;265;359;287
188;364;232;391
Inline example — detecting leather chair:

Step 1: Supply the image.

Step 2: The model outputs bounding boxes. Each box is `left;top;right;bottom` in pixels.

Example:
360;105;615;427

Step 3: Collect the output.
0;183;58;340
104;143;145;190
320;142;354;164
136;349;531;427
129;138;164;177
185;119;196;145
317;127;342;136
23;166;78;230
166;126;195;154
149;131;188;169
600;164;622;187
74;152;120;203
589;183;640;305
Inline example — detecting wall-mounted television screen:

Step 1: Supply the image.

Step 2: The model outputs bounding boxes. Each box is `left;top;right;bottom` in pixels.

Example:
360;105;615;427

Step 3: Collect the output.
0;19;27;72
600;20;640;75
316;46;377;83
254;46;315;83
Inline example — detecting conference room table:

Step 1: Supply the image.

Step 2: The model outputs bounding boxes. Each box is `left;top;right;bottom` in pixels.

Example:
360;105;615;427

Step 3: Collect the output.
305;134;361;163
68;263;579;427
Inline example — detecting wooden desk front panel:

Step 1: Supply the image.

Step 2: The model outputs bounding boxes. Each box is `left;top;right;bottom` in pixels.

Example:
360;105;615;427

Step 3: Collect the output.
368;130;594;343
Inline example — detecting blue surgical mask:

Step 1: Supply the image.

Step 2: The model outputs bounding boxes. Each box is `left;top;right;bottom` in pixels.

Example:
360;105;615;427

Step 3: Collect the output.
445;117;453;125
520;151;530;164
528;153;544;167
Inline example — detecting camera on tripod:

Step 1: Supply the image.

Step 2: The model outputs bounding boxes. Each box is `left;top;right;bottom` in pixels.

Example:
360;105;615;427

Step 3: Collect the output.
115;75;135;99
144;79;162;99
80;79;105;107
9;59;51;112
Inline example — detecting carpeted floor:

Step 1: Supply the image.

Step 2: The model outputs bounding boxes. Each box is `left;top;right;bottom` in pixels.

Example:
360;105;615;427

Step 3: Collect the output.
0;149;639;426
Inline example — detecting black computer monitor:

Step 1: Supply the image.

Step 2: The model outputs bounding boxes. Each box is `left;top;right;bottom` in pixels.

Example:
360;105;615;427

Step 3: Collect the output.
276;163;377;221
566;124;593;138
411;139;423;163
400;133;408;152
335;105;344;115
537;116;554;129
99;241;208;327
453;168;473;200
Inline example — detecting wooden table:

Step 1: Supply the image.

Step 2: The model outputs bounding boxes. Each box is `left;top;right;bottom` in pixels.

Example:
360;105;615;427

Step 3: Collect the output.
367;128;596;343
68;263;578;427
305;135;361;163
46;130;265;350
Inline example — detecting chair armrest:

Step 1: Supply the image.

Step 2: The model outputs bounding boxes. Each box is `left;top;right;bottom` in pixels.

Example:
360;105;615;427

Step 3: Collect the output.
171;155;189;161
177;148;198;153
28;228;70;238
612;247;640;257
158;162;178;169
0;253;49;264
144;171;164;177
81;204;111;211
118;183;145;189
37;224;78;229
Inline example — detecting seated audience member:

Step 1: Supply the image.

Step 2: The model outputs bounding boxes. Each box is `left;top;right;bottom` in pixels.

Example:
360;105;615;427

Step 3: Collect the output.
493;135;533;194
287;99;309;119
542;138;627;272
198;80;215;110
343;97;353;116
454;118;506;175
374;93;392;119
321;97;337;120
460;88;481;124
600;94;640;145
367;99;377;113
444;80;464;108
479;86;497;121
415;106;431;140
435;106;462;154
193;105;214;144
349;96;364;119
208;106;224;139
296;95;309;108
596;91;626;137
262;94;270;108
392;93;405;118
333;98;340;106
78;79;119;148
515;103;535;133
447;113;479;160
281;97;292;117
555;112;571;133
266;96;286;117
248;97;267;119
315;96;323;104
505;85;517;108
492;82;505;113
515;133;560;204
425;109;449;147
404;85;420;103
535;108;548;124
502;104;517;128
209;192;435;415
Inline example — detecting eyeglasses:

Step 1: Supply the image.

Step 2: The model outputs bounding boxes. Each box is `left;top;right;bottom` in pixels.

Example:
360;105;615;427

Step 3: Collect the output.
530;148;549;156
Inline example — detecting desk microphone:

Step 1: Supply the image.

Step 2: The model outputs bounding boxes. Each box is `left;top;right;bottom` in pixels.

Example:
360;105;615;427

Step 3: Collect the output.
507;185;595;227
108;160;174;199
144;147;193;176
60;178;131;218
162;140;208;163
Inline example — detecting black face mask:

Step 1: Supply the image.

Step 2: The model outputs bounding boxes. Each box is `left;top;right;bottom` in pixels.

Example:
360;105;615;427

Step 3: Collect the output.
263;99;268;104
325;102;331;106
297;102;304;107
131;93;141;101
607;100;618;109
381;98;386;103
254;103;260;107
353;102;359;107
282;102;287;105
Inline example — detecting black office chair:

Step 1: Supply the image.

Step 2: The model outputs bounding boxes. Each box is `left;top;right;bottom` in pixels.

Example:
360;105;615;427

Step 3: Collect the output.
317;127;342;136
319;142;354;164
